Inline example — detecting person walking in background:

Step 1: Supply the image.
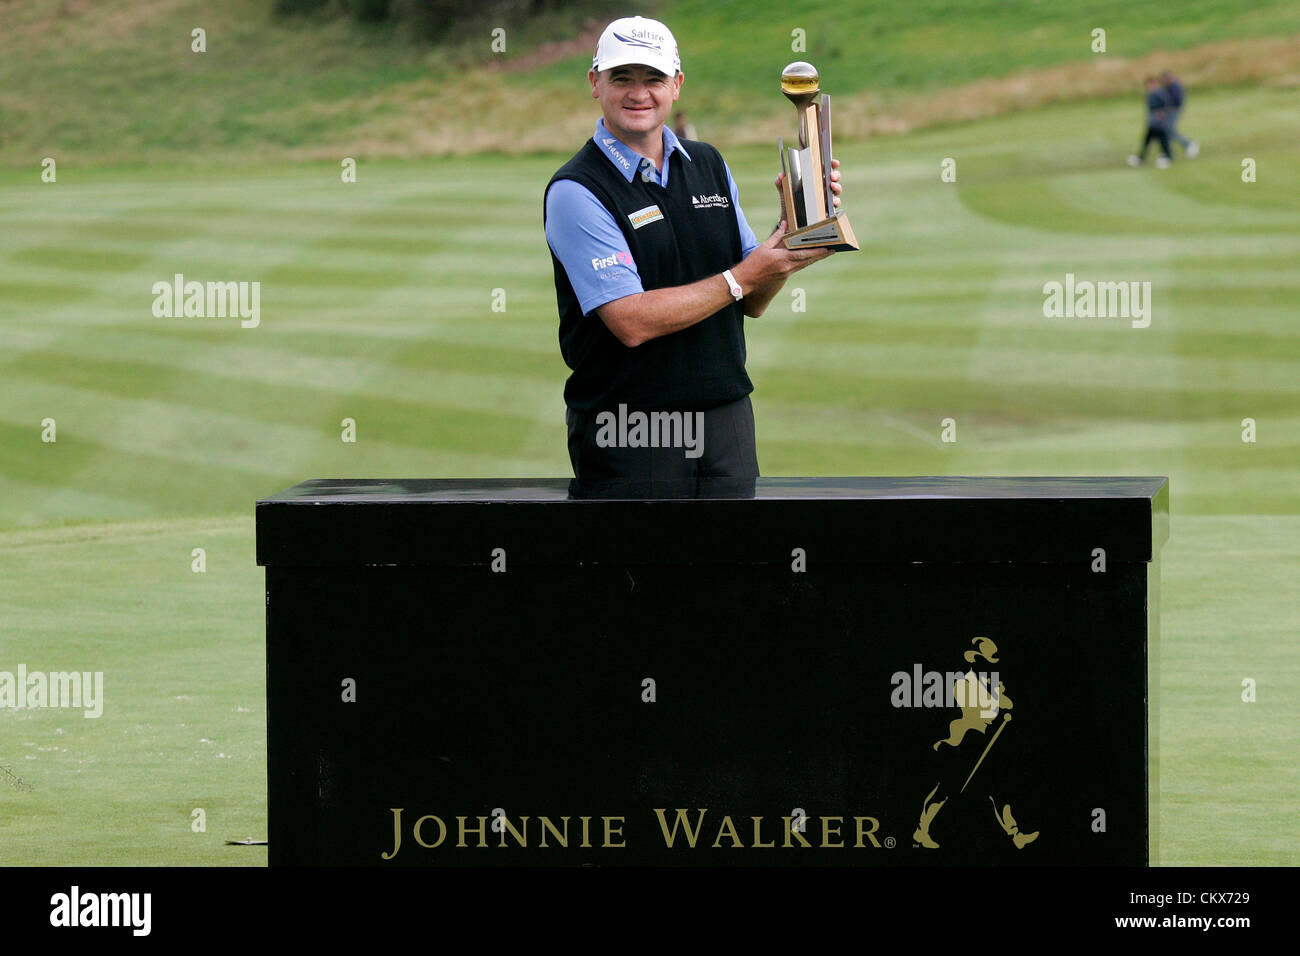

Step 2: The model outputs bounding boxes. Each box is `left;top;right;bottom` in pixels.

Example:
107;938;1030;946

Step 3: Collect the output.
1127;76;1173;168
673;110;697;140
1161;70;1200;158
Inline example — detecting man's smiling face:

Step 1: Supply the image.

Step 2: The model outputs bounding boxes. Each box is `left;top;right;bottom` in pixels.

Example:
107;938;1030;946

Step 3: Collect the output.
589;63;683;146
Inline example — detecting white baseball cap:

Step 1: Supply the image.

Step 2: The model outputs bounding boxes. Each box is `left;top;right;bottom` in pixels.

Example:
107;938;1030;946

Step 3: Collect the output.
593;16;681;77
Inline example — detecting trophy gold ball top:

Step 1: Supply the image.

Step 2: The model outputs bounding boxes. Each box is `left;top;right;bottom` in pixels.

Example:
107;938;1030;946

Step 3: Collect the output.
781;61;820;105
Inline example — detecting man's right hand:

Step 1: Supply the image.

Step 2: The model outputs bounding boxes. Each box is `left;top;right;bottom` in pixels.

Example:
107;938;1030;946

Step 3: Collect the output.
732;220;834;299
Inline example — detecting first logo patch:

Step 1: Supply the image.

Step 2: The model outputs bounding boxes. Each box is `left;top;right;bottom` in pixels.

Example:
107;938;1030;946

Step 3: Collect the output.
628;204;664;229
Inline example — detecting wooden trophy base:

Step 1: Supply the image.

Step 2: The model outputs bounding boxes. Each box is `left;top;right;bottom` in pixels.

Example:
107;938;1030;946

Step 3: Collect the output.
782;211;859;252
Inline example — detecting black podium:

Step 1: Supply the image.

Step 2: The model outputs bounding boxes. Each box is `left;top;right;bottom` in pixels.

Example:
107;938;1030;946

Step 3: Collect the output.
256;477;1167;866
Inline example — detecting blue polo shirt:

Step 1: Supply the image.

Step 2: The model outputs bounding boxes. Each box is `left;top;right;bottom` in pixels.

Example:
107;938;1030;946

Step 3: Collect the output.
545;119;761;317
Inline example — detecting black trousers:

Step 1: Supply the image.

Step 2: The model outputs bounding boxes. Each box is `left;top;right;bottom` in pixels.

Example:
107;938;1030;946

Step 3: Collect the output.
1139;125;1171;160
565;395;759;499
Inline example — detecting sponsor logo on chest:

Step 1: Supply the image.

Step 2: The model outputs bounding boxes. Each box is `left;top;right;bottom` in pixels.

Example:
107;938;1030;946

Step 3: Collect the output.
691;192;730;210
628;204;664;229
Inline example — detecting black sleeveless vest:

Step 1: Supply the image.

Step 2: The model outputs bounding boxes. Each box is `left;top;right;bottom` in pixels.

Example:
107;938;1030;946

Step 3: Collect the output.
545;136;753;413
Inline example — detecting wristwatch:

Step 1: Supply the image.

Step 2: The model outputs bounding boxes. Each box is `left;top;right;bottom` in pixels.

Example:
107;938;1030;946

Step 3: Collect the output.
722;269;743;302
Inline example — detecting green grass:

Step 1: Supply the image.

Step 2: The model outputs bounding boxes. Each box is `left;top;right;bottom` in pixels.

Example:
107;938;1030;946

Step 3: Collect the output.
650;0;1300;104
1155;517;1300;865
0;518;267;865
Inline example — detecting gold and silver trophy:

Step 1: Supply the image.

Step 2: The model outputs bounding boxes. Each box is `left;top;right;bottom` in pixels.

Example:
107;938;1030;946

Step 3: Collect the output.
777;61;859;251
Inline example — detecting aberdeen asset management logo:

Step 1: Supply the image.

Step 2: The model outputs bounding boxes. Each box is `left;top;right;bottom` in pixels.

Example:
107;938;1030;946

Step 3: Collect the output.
691;192;730;210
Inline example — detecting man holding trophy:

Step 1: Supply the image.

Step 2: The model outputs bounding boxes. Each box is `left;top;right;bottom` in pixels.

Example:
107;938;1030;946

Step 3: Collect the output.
544;16;854;491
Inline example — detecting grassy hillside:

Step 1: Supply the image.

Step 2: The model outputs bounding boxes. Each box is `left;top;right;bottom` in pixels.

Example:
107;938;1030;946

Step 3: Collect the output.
1;0;1298;165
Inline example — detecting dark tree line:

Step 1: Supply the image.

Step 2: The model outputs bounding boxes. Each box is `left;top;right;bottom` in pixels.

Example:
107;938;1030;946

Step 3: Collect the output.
274;0;580;30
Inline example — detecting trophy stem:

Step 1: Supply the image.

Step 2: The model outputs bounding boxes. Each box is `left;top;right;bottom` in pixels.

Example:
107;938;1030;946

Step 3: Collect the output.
800;101;827;222
797;103;813;149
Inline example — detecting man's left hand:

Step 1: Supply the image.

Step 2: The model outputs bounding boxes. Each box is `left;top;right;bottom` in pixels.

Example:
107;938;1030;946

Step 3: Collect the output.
774;158;843;230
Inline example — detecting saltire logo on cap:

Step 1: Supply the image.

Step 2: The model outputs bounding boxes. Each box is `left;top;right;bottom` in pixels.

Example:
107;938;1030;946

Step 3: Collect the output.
612;31;663;52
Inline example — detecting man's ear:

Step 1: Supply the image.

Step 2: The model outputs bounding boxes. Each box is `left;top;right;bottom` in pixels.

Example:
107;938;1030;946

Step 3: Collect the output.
673;72;684;101
589;69;599;98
